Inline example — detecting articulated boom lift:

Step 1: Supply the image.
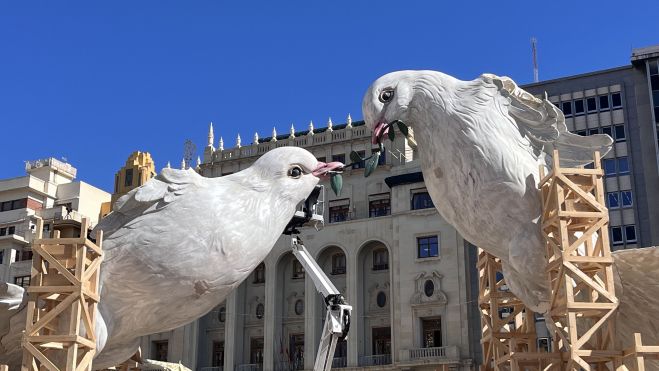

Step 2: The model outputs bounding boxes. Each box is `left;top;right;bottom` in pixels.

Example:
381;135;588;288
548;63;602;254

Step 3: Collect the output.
283;185;352;371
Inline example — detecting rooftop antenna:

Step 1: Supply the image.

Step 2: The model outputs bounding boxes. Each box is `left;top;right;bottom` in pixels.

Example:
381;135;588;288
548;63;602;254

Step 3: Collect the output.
183;139;196;170
531;37;539;83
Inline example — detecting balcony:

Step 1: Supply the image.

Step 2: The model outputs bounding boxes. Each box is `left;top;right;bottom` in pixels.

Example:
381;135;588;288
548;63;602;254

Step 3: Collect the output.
331;357;347;368
408;345;459;361
235;364;263;371
274;360;304;371
358;354;392;367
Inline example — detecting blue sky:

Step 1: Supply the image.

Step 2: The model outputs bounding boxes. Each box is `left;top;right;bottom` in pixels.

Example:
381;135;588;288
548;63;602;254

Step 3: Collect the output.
1;1;658;192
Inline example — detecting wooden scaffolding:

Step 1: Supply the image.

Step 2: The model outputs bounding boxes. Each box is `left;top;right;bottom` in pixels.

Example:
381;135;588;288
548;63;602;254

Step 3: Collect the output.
478;250;563;371
21;217;103;371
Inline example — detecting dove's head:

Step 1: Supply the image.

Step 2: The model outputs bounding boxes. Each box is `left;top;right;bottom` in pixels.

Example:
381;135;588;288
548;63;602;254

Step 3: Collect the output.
250;147;343;203
363;70;457;146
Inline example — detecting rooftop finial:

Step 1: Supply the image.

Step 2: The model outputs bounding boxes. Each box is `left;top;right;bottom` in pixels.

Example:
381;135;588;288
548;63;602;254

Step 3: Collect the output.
219;137;224;151
236;134;242;148
166;161;171;169
271;127;278;142
254;132;259;144
346;113;352;128
289;124;296;138
308;120;314;136
180;158;186;170
207;122;215;147
196;156;201;168
327;117;333;132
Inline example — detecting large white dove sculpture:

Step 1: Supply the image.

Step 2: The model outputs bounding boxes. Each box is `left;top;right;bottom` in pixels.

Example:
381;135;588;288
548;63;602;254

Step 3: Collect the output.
362;70;659;343
0;146;343;369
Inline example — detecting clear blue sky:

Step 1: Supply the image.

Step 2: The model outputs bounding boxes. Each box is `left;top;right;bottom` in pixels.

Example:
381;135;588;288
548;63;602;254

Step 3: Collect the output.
1;1;657;192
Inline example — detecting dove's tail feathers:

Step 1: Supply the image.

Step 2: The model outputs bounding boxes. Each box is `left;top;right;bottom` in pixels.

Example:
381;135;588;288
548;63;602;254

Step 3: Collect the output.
0;283;26;365
548;132;613;168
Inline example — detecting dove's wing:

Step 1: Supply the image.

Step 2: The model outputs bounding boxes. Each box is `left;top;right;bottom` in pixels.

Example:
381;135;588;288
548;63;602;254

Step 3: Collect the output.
93;167;205;243
0;283;26;366
480;73;613;167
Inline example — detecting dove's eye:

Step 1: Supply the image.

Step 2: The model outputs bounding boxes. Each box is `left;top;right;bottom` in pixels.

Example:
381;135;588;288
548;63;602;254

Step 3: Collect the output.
379;89;394;103
288;166;303;179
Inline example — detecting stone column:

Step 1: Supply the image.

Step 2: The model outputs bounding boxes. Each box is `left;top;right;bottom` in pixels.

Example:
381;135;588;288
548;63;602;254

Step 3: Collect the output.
347;249;359;367
304;273;318;369
263;259;278;371
224;285;245;370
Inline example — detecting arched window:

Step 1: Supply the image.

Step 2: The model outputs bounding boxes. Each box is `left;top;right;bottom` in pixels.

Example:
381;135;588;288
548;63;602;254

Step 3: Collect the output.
373;249;389;271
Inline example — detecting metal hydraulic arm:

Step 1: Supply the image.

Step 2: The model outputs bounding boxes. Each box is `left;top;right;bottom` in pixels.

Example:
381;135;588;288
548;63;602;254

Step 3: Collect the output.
290;236;352;371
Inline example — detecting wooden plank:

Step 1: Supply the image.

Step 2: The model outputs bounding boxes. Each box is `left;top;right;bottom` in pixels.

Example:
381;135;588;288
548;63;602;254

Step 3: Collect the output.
22;342;59;371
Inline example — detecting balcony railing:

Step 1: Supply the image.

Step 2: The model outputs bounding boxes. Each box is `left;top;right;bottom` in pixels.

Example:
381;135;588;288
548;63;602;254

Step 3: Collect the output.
409;345;459;360
274;360;304;370
358;354;392;367
235;364;263;371
332;357;347;368
200;367;223;371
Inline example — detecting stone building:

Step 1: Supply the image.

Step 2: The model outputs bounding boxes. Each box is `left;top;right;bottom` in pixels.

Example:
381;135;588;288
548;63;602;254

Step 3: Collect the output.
101;151;157;217
0;157;110;286
186;118;480;371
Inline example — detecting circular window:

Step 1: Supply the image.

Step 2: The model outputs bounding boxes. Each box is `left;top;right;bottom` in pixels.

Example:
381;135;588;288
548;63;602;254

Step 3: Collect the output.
295;299;304;315
218;307;226;323
256;303;265;319
424;280;435;297
376;292;387;308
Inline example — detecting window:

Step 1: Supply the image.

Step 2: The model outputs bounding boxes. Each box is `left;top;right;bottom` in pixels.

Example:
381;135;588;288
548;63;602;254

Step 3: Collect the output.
11;199;26;209
574;100;584;115
588;128;599;136
115;175;119;192
587;97;597;112
417;236;439;258
332;154;345;164
621;190;633;207
607;192;620;209
1;201;11;212
152;340;168;361
369;194;391;217
8;226;15;235
0;250;3;264
538;337;551;352
212;341;224;367
372;327;392;356
295;299;304;315
331;253;346;275
292;260;305;279
373;249;389;271
14;275;30;288
617;157;629;175
253;263;265;284
316;157;326;163
124;169;134;187
624;225;637;243
614;125;626;142
422;319;442;348
411;190;434;210
255;303;265;319
18;250;33;261
611;92;622;108
289;334;305;369
328;199;350;223
561;101;572;116
424;280;435;297
352;150;366;169
602;159;616;176
376;292;387;308
218;307;226;323
250;337;264;364
599;95;610;111
576;130;587;136
611;226;623;245
601;126;613;137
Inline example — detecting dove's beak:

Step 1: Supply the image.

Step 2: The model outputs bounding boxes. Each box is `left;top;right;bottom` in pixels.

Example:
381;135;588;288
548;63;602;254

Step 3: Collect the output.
312;162;344;178
371;121;389;144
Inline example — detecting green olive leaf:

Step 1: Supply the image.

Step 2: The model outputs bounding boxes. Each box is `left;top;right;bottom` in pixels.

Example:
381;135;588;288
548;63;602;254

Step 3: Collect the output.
364;152;380;177
349;150;363;163
397;121;409;137
330;173;343;196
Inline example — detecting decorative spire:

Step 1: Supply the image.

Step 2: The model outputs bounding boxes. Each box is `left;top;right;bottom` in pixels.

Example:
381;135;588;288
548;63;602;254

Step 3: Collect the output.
254;132;259;144
207;122;215;147
327;117;333;132
289;124;296;138
271;127;278;142
307;120;315;136
346;113;352;128
166;161;171;169
236;134;242;148
219;137;224;151
180;158;186;170
196;156;201;168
